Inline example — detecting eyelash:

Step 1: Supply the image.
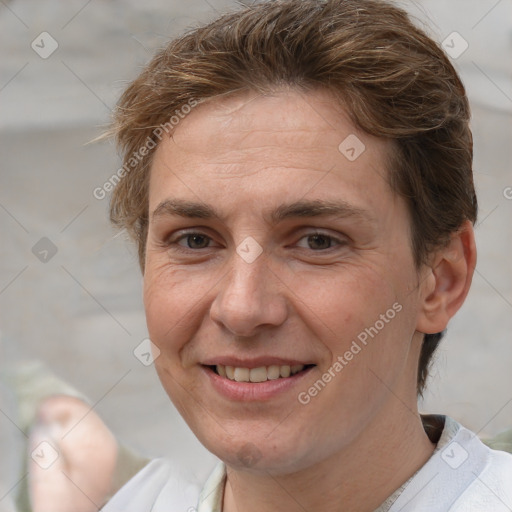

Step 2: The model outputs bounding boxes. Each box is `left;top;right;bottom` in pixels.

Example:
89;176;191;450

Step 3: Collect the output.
165;230;347;253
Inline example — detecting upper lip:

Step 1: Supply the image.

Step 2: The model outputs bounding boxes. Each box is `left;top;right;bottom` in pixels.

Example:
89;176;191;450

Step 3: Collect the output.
201;357;315;369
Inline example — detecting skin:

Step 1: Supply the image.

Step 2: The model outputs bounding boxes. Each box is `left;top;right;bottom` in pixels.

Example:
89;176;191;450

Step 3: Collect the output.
143;88;476;511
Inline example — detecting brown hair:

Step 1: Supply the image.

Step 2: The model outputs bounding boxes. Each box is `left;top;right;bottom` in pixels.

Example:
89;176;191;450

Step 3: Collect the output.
108;0;477;395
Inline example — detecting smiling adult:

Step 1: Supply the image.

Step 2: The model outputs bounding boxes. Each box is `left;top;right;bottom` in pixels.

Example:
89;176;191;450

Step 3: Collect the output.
100;0;512;510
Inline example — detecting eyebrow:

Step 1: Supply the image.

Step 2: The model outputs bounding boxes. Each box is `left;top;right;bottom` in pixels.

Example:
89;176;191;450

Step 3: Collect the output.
151;198;373;225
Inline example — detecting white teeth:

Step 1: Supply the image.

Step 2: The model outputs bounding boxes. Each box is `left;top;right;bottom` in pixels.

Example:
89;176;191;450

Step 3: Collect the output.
234;367;250;382
280;365;291;378
249;367;267;383
267;365;281;380
215;364;306;382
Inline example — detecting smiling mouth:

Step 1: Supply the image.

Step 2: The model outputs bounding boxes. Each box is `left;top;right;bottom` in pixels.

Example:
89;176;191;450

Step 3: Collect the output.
207;364;316;383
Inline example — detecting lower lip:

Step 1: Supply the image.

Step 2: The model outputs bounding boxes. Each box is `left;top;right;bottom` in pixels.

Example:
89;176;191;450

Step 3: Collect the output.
202;365;315;402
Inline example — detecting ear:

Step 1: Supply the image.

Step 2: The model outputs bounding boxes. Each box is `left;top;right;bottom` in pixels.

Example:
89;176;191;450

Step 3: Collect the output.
416;221;477;334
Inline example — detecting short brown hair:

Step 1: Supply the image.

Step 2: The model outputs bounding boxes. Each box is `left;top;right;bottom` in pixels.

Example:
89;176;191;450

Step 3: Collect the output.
108;0;477;395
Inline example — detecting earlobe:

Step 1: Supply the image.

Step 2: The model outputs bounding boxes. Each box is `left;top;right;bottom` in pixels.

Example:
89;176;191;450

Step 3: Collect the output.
416;221;477;334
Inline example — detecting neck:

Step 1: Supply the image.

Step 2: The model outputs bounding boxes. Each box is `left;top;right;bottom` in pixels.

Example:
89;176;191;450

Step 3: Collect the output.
222;402;435;512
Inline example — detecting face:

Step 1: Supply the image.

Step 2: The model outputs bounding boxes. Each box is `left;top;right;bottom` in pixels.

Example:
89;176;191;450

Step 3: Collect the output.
143;89;427;475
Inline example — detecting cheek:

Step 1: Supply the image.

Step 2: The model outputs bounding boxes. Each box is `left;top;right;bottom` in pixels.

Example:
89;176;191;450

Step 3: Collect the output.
294;263;395;332
296;264;413;373
143;265;196;348
143;261;227;362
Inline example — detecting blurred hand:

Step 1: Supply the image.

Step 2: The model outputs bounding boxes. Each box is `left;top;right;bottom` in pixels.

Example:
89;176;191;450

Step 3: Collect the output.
28;396;118;512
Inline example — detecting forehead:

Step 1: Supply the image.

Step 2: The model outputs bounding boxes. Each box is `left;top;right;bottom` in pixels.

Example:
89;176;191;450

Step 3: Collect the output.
174;89;347;148
148;88;396;217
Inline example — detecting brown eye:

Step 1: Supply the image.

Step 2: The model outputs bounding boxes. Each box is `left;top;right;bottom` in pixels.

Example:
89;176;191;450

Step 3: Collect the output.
307;234;333;250
296;232;344;251
178;233;212;249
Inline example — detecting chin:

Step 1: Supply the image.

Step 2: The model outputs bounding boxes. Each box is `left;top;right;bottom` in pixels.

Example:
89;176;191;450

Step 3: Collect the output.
196;427;315;475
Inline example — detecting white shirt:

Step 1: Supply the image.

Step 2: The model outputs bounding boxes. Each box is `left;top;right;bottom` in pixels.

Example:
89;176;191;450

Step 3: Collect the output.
101;416;512;512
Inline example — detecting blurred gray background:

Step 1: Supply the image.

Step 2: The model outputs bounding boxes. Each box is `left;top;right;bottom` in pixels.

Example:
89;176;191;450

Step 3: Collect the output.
0;0;511;498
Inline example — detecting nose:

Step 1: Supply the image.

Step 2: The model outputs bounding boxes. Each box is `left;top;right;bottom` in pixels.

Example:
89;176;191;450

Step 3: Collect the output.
209;252;288;338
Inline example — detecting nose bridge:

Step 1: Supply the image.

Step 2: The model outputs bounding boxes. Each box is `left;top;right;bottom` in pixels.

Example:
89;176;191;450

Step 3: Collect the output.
210;249;287;336
225;250;271;306
225;226;272;297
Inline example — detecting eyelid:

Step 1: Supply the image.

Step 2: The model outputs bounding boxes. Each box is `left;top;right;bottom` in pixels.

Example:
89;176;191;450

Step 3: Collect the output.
167;229;218;247
163;228;348;251
294;231;348;249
